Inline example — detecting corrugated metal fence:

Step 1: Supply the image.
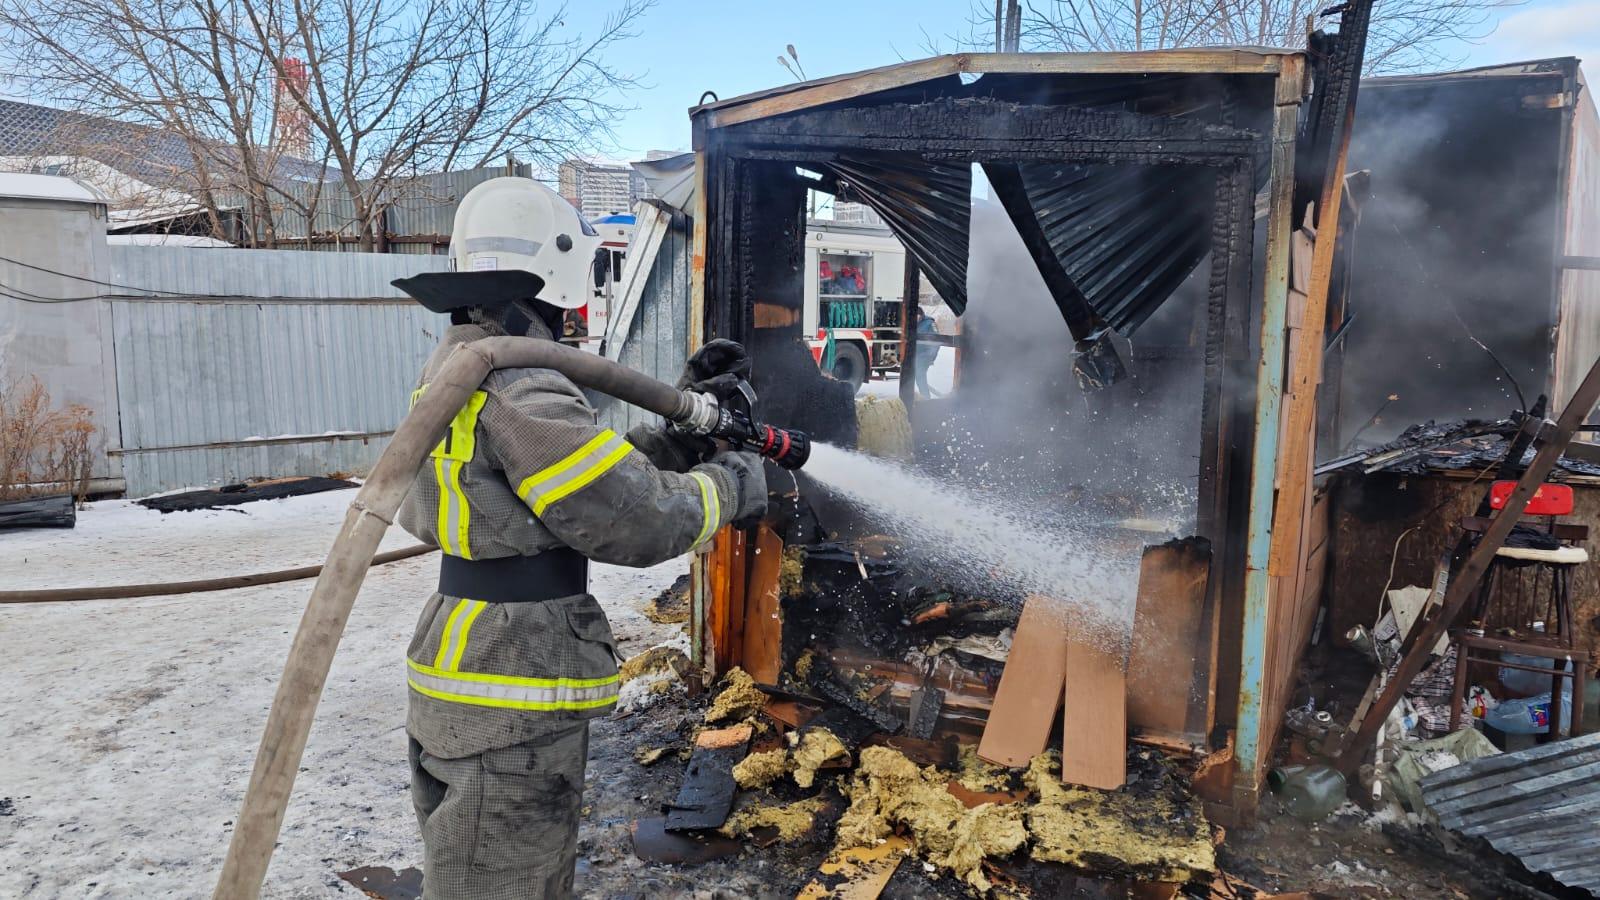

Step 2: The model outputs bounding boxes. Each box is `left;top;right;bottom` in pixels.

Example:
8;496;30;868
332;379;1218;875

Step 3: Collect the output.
106;245;447;494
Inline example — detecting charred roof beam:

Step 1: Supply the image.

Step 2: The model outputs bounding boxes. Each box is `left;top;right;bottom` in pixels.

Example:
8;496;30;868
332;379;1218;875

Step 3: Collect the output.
716;97;1260;157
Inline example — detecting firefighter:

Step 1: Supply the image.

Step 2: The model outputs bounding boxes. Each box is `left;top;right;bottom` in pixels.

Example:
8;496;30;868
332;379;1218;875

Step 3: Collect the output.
394;178;767;898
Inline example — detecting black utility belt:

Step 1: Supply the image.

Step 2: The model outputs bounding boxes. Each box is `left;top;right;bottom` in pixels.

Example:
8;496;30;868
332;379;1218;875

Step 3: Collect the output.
438;548;589;603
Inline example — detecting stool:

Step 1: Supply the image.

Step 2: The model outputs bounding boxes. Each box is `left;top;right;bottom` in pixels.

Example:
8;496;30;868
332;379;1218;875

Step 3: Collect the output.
1449;632;1589;736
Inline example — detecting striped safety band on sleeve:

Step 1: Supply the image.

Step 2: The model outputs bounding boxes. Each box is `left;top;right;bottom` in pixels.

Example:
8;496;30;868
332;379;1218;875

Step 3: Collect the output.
689;471;719;547
516;429;634;515
406;658;619;712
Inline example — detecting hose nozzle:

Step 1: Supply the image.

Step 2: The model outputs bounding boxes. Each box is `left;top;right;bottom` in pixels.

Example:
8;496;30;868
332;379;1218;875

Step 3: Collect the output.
670;383;811;470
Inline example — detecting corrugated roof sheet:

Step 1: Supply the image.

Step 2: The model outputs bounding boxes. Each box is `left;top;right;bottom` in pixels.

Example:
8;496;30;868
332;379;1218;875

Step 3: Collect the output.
1421;732;1600;894
824;155;971;313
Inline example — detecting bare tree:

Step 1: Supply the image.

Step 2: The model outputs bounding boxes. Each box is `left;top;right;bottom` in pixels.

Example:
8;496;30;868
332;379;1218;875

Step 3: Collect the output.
0;0;649;249
956;0;1519;72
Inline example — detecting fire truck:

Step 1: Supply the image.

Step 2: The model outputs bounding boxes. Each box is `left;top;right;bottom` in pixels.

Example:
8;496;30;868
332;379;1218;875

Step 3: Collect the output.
803;219;908;392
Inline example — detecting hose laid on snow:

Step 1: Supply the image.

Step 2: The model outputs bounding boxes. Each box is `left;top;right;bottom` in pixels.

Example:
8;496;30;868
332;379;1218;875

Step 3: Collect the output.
0;544;436;605
215;336;704;900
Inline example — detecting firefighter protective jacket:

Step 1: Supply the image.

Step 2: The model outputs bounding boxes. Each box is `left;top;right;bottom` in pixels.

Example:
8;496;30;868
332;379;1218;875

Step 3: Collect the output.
399;321;747;757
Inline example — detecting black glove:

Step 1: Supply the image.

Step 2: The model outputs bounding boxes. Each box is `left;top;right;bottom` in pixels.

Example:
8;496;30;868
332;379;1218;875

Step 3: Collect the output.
713;450;769;524
626;423;706;474
677;339;752;392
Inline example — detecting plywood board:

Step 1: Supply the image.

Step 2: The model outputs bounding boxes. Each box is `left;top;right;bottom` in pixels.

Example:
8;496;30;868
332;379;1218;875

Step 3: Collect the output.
1062;614;1128;790
1126;540;1213;740
741;525;784;684
979;596;1068;767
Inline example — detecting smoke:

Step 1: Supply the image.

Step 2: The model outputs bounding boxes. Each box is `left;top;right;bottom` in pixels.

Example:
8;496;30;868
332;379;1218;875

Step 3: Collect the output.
1337;79;1563;446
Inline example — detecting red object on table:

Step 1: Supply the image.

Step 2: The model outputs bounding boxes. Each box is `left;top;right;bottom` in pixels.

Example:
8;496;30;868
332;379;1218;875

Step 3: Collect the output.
1490;480;1574;515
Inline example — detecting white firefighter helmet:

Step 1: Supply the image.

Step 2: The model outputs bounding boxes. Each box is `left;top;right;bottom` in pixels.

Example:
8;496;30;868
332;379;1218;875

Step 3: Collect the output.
447;177;601;310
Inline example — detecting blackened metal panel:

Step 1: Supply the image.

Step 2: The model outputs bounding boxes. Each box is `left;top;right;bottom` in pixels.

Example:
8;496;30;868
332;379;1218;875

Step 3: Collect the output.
1002;161;1216;336
823;155;971;314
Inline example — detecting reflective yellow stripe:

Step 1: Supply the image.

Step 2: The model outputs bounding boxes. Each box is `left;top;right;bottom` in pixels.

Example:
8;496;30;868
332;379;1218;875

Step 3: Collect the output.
516;430;634;515
433;598;474;669
690;472;719;547
407;679;620;712
446;459;472;559
413;386;486;558
448;601;488;671
433;457;455;556
405;657;620;712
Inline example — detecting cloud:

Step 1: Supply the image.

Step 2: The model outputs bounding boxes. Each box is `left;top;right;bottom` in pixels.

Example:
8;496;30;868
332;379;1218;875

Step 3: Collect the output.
1468;0;1600;68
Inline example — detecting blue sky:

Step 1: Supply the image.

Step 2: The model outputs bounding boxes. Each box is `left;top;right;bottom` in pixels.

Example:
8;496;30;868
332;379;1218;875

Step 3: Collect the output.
568;0;1600;158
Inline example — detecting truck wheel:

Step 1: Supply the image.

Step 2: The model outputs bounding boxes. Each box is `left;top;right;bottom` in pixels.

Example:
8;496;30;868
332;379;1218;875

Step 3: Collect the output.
830;342;868;393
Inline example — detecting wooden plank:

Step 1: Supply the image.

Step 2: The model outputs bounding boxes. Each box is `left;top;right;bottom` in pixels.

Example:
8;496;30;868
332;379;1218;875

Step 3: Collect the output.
741;524;784;684
701;50;1287;129
706;526;746;673
978;596;1068;767
1126;540;1213;740
602;203;669;360
1062;614;1128;790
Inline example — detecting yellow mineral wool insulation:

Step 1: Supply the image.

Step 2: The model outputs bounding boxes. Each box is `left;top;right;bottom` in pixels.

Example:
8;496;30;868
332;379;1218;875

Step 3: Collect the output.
854;394;913;460
1022;752;1216;883
835;746;1026;893
618;645;689;683
704;667;767;724
790;728;849;789
792;649;816;681
955;743;1013;793
719;796;829;842
732;748;791;789
779;546;806;599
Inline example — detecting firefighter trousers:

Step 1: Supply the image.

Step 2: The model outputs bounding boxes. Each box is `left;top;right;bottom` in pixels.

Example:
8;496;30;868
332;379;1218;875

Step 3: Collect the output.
409;721;590;900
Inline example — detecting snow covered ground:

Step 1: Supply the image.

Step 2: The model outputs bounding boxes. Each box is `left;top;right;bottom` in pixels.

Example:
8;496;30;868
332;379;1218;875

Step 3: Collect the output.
0;489;686;897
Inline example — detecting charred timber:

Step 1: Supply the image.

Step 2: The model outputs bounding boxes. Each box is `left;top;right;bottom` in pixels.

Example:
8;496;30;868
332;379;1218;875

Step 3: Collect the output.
719;99;1262;158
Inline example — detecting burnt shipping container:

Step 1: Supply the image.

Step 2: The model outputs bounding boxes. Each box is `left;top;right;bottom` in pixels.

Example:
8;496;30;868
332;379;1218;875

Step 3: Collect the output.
1334;58;1600;451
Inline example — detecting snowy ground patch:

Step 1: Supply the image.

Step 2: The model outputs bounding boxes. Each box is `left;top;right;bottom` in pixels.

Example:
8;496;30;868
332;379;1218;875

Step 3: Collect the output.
0;491;687;897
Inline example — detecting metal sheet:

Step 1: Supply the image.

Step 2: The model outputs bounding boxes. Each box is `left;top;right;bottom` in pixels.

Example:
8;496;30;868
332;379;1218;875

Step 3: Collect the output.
213;166;530;246
108;245;446;299
1010;162;1215;335
108;292;444;496
1421;732;1600;894
823;155;970;313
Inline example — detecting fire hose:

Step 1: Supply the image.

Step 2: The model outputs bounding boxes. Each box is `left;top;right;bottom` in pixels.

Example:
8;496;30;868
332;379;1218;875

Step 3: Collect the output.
213;336;808;899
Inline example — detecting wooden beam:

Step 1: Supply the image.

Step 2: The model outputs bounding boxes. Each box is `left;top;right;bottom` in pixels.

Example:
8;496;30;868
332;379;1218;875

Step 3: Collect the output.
699;50;1289;129
978;596;1068;767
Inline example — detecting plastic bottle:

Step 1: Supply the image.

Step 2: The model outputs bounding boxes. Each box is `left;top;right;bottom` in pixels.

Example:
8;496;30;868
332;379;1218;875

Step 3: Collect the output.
1269;765;1347;822
1483;688;1572;735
